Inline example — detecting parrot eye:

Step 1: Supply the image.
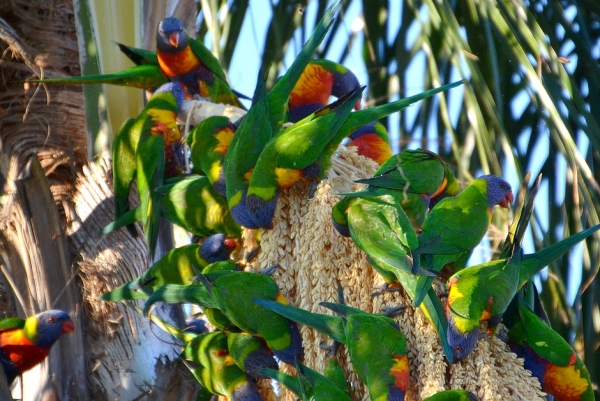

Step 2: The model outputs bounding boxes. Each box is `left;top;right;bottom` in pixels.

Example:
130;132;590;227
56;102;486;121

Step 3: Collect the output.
48;315;56;323
455;345;462;352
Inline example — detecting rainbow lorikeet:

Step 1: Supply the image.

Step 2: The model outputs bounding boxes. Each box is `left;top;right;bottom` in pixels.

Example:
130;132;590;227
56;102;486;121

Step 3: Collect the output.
444;177;600;361
0;310;74;385
332;148;459;237
254;295;410;400
111;81;185;257
155;17;244;108
182;331;263;401
352;148;460;228
245;85;365;228
287;59;362;123
226;331;278;378
503;295;593;401
247;81;463;229
412;175;514;308
187;116;238;196
346;121;392;165
98;233;237;301
102;175;241;240
194;271;304;365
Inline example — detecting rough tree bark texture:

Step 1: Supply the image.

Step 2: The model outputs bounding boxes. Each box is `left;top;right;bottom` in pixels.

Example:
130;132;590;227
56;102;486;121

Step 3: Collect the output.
0;1;197;399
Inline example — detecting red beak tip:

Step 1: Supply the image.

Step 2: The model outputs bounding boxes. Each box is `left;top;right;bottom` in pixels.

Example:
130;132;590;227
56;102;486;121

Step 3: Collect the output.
62;320;75;334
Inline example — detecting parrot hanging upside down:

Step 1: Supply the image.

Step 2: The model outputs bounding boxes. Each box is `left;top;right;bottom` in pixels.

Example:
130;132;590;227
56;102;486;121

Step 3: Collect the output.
0;310;74;385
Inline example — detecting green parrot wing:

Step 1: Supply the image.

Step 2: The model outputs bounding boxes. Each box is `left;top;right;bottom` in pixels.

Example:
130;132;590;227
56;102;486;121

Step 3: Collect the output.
252;298;346;344
31;64;168;90
423;390;480;401
344;313;409;400
298;364;354;401
0;317;25;331
117;43;158;65
188;38;230;84
356;149;448;194
112;117;138;223
347;193;418;274
259;368;312;401
331;196;355;237
516;297;577;366
267;0;343;132
160;175;241;238
142;284;217;314
136;133;166;259
207;272;303;363
101;205;142;236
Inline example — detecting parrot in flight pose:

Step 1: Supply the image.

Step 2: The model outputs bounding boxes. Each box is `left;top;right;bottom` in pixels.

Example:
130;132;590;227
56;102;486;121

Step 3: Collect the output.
0;310;74;385
98;233;237;301
503;295;593;401
412;174;514;307
254;289;410;401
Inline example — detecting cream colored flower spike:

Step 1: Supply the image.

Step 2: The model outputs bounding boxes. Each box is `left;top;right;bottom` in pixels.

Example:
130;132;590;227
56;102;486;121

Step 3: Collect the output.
245;145;546;401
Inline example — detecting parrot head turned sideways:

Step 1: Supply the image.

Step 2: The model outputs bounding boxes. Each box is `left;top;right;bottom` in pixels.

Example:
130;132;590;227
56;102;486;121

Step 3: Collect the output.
0;310;74;384
199;233;238;263
157;17;187;53
481;174;514;209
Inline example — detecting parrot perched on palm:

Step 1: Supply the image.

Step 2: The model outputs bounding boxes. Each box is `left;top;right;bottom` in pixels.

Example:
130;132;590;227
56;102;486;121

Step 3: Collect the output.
347;149;460;229
194;271;304;365
182;331;263;401
503;296;593;401
247;81;463;229
0;310;75;385
246;86;365;228
346;121;392;165
445;223;600;361
99;234;237;301
187;116;238;196
287;59;362;123
112;81;185;256
226;331;278;378
102;175;241;240
155;17;244;108
412;174;514;308
254;294;410;400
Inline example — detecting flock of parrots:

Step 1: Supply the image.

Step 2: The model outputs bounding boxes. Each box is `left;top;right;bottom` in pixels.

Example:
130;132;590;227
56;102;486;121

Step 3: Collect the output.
0;1;596;400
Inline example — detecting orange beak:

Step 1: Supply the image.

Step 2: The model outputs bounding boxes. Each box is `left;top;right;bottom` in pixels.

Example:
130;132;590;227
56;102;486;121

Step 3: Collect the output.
169;32;180;47
224;239;238;253
354;99;362;111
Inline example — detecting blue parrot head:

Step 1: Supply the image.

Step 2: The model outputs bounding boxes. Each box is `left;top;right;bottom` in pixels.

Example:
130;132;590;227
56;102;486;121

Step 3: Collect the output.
331;69;362;110
479;175;514;209
199;233;237;263
157;17;188;52
348;122;378;140
153;82;186;110
246;192;279;230
31;310;74;348
447;316;480;361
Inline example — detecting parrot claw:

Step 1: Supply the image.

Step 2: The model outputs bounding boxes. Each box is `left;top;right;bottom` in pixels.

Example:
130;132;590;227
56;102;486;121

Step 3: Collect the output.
244;246;260;263
319;340;341;357
258;263;279;276
370;283;401;297
381;305;407;317
308;180;320;199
